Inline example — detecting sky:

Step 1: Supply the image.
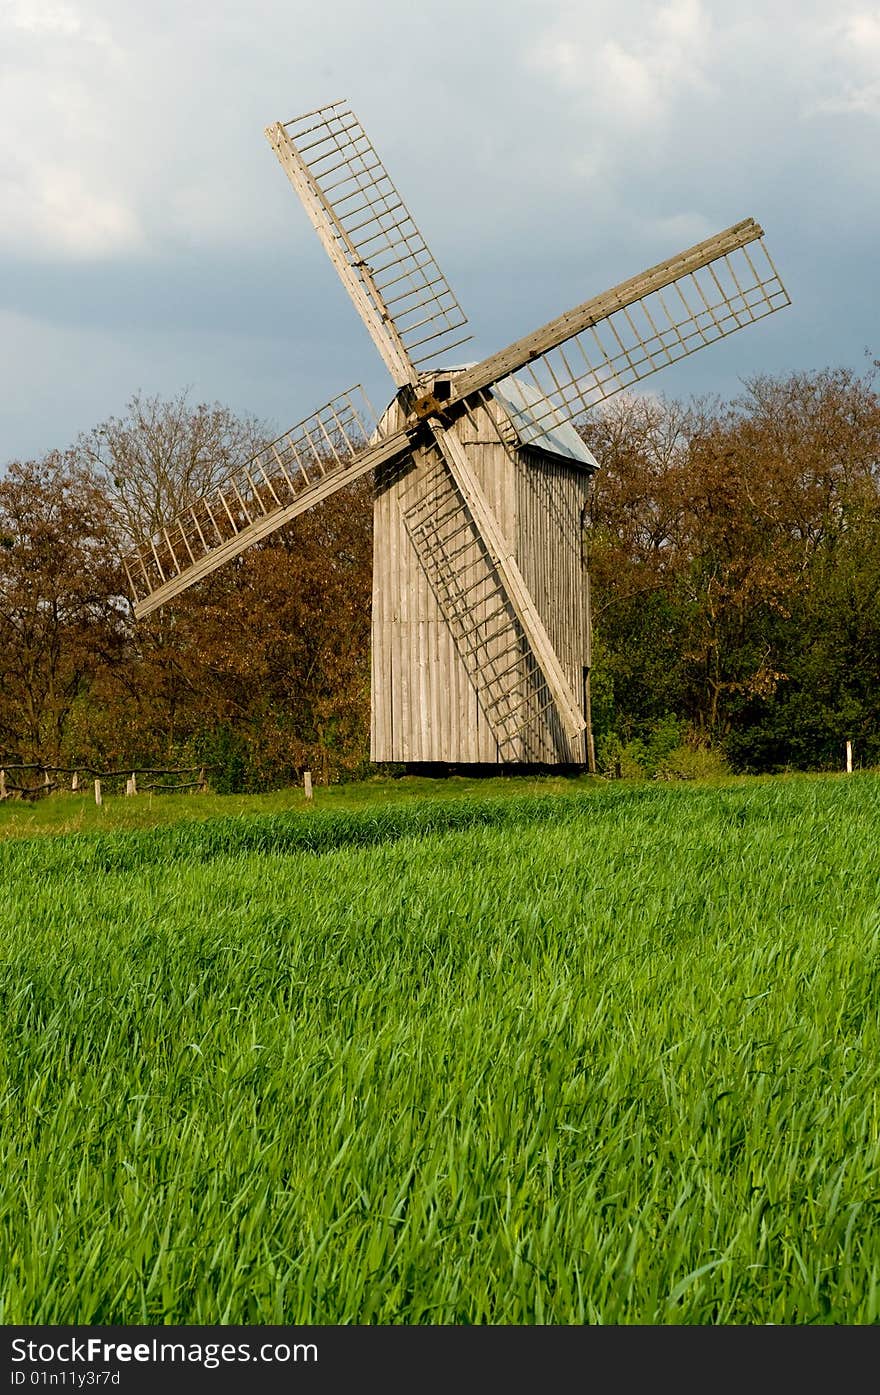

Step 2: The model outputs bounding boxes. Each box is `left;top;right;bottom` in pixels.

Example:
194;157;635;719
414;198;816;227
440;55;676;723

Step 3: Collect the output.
2;0;878;463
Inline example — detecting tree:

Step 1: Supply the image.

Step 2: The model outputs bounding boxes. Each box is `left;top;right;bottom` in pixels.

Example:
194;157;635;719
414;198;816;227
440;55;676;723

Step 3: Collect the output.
76;390;268;547
581;395;701;741
0;453;125;764
144;477;374;787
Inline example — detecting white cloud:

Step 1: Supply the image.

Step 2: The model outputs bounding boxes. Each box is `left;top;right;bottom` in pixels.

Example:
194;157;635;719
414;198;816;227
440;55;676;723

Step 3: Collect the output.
0;1;140;257
7;1;84;37
815;8;880;116
1;167;143;258
532;0;714;129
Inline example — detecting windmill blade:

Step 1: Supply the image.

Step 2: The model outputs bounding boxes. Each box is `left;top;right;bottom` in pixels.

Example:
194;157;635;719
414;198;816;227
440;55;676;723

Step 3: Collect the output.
266;101;470;387
437;219;790;440
124;388;410;618
426;420;586;742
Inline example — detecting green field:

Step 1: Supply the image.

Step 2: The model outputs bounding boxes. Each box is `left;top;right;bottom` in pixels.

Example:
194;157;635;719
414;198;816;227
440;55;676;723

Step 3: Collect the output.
1;774;879;1323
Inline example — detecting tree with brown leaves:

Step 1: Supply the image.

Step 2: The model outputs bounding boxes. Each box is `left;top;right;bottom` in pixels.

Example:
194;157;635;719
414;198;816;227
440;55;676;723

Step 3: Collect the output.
0;453;125;764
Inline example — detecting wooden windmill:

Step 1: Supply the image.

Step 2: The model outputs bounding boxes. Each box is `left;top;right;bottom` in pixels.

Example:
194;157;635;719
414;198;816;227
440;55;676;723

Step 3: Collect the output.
124;100;790;768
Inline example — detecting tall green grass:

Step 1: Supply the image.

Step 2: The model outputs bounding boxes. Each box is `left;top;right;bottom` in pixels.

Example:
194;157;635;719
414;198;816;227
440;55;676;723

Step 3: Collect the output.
1;776;879;1322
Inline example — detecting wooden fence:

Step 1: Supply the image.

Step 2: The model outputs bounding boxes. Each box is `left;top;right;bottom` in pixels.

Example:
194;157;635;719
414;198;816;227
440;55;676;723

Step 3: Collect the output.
0;763;211;802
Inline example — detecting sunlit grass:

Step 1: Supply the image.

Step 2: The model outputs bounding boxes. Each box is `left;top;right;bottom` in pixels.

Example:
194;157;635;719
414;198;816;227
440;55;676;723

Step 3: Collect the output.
0;772;604;840
1;775;879;1322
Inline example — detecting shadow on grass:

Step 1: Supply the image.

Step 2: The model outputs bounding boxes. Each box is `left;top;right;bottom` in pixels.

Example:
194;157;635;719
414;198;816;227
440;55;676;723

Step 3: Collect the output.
0;784;677;876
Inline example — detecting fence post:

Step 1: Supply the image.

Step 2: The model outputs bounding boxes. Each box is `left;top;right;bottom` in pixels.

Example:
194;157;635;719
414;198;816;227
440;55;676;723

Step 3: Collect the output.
71;771;79;792
94;778;102;807
0;769;5;800
303;770;313;801
846;739;853;774
125;773;136;796
197;767;207;793
44;770;52;792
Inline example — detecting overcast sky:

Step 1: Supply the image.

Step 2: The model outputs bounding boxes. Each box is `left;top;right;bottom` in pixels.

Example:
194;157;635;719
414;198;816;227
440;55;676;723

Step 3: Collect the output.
2;0;878;463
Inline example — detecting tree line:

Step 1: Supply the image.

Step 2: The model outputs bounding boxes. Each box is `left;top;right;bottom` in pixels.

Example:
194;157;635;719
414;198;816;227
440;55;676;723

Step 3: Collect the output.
1;364;878;788
581;363;880;775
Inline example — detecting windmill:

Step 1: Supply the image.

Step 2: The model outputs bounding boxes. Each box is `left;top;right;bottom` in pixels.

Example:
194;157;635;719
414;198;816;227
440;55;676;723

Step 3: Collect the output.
124;100;790;768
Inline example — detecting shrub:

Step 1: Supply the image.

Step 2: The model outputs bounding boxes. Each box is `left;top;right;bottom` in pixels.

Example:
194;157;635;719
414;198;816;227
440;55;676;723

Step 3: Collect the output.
656;744;730;781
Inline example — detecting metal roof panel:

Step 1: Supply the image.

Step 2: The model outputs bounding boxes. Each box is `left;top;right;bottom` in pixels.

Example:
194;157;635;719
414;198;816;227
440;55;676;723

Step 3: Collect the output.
489;375;599;470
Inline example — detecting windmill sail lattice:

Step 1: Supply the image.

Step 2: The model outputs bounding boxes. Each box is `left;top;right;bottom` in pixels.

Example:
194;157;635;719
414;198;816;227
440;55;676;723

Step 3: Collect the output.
441;220;790;440
266;101;471;385
126;387;403;617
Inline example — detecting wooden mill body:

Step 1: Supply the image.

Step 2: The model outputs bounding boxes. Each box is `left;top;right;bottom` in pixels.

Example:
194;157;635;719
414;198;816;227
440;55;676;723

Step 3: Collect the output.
370;376;598;766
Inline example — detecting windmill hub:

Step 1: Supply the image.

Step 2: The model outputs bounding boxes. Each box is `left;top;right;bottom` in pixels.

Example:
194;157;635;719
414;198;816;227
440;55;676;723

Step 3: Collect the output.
123;99;790;771
412;384;452;422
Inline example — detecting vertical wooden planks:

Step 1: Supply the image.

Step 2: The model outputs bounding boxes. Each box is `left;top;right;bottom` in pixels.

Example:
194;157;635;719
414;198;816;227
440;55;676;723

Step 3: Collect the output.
370;465;384;761
515;451;594;764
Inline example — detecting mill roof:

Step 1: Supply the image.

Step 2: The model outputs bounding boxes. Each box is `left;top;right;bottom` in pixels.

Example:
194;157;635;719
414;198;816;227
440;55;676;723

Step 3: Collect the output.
489;375;599;472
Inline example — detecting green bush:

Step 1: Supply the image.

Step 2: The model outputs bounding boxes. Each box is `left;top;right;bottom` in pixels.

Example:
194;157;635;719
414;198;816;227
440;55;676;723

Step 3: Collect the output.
656;744;731;781
198;726;248;794
597;732;646;779
599;718;729;783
